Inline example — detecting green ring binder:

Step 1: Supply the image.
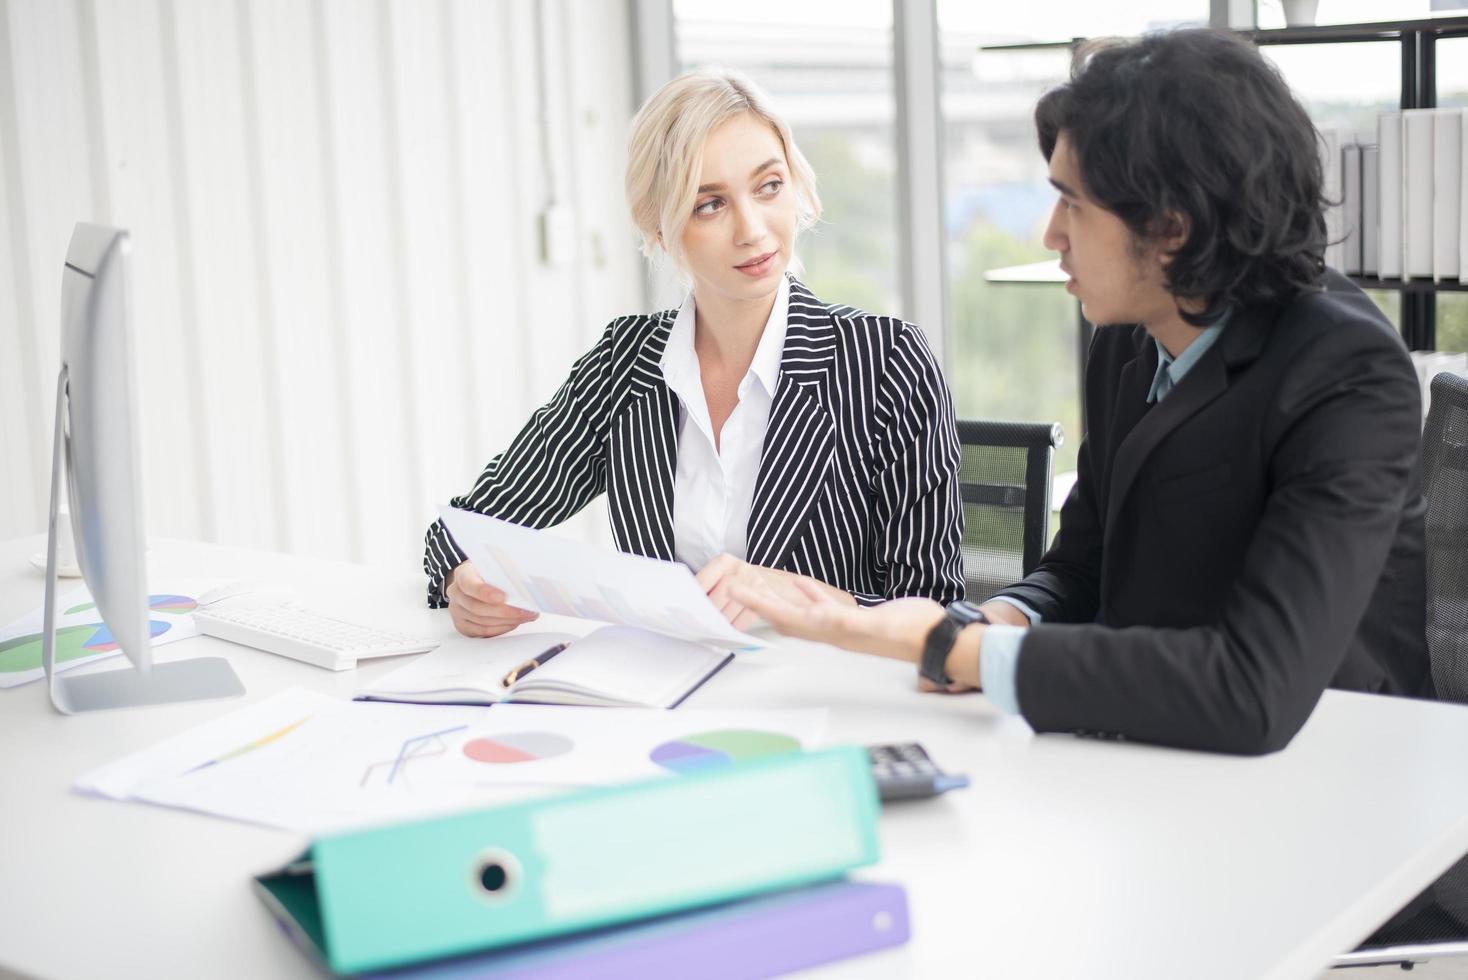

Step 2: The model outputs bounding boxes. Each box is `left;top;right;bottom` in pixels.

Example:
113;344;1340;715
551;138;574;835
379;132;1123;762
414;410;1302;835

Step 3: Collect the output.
255;745;881;975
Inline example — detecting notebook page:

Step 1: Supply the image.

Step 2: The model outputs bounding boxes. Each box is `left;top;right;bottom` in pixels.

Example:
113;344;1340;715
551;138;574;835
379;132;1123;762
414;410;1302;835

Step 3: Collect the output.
359;632;579;702
513;626;731;708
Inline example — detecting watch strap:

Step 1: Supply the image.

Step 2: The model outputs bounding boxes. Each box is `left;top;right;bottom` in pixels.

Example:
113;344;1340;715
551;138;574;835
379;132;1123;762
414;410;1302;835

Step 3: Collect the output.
920;604;990;686
920;617;962;686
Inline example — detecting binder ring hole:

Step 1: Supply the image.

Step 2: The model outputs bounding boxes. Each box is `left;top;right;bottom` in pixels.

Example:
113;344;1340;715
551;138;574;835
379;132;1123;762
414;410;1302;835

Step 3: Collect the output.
480;863;507;892
469;848;521;903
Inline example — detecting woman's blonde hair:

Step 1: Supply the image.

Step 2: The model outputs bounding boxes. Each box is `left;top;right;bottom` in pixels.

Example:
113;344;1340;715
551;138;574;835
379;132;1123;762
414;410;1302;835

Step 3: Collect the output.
625;68;821;274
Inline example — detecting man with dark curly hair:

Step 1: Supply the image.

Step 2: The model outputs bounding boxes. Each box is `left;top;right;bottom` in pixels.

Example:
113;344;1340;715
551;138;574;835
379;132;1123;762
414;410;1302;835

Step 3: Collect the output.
734;28;1434;755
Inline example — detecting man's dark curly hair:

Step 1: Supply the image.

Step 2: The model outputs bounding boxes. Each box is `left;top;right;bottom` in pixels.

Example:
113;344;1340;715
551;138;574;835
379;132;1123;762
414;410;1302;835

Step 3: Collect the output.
1035;29;1326;326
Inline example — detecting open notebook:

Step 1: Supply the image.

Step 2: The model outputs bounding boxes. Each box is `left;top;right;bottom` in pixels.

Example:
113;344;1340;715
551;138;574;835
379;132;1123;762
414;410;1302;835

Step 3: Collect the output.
355;626;733;709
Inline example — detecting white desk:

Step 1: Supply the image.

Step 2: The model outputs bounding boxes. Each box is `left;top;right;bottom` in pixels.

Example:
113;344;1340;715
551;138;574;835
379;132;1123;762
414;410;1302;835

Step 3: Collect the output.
3;534;1468;980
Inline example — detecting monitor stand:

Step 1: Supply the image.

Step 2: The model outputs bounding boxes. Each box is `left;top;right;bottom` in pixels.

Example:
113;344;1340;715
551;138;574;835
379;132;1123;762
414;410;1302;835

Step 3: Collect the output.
41;367;245;714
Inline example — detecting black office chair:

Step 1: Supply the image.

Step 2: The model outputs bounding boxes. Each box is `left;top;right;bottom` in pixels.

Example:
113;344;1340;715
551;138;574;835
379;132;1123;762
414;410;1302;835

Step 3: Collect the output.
1334;371;1468;970
955;419;1064;601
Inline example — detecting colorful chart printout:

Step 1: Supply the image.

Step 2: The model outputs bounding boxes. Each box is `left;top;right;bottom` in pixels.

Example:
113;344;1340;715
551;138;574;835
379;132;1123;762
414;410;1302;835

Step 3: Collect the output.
650;730;802;774
1;593;203;681
463;732;575;764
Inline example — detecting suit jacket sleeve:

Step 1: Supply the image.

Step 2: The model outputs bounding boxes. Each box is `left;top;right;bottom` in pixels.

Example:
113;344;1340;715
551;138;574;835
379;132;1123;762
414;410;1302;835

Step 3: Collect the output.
862;324;965;605
1013;321;1421;755
423;323;615;607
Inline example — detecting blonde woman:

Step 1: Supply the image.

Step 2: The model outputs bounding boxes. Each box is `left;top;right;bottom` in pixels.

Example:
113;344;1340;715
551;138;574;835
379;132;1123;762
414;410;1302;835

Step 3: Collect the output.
425;69;963;637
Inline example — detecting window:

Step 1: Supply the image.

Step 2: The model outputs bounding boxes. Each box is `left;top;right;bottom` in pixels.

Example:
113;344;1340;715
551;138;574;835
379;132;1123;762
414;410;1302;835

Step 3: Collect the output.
665;2;1458;477
673;0;902;318
936;2;1207;485
1436;35;1468;353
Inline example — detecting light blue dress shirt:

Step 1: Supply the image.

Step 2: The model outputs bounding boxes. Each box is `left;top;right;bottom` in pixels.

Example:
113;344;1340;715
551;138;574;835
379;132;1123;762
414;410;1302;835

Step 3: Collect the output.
979;314;1230;715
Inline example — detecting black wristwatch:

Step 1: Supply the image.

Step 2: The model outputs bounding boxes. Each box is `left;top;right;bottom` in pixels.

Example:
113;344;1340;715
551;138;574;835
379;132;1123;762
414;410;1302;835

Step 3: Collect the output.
920;601;989;686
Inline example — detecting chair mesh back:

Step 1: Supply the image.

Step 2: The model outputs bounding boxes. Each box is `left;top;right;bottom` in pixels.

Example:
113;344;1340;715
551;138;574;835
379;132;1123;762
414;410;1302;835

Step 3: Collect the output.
1425;371;1468;705
955;420;1062;601
1423;372;1468;933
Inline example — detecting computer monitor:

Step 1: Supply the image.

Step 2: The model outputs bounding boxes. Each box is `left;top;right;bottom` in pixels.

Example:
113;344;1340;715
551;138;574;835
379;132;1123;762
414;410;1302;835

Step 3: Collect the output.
41;223;243;713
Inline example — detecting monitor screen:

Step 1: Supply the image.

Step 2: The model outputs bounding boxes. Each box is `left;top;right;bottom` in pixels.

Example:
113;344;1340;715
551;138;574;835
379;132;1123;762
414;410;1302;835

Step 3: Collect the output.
43;223;242;713
59;224;151;672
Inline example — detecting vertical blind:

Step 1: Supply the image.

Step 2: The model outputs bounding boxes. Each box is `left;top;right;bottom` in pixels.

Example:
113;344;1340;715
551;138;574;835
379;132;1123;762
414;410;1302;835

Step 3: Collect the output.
1;0;641;567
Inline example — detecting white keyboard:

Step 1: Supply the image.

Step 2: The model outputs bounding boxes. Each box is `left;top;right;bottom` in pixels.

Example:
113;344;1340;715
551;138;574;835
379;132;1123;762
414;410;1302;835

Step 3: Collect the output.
193;603;439;671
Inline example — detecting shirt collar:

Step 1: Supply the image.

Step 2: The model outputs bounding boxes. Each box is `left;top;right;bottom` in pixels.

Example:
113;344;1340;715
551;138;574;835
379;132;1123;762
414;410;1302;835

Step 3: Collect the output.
660;291;699;391
1146;308;1232;404
746;276;789;397
659;276;789;399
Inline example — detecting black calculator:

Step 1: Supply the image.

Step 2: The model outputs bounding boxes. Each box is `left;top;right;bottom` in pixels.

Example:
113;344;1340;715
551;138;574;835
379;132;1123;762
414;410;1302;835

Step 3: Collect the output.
867;742;970;801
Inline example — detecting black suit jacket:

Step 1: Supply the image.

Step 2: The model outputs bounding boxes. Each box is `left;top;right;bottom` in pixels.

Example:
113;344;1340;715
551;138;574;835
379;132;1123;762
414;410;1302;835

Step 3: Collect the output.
424;278;965;608
994;271;1434;754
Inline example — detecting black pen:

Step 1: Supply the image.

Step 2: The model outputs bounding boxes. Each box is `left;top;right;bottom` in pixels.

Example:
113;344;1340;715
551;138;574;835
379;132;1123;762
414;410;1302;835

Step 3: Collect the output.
501;642;569;688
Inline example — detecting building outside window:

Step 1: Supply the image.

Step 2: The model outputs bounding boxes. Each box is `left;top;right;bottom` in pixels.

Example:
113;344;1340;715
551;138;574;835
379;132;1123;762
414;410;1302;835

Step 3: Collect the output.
937;2;1207;483
674;0;902;318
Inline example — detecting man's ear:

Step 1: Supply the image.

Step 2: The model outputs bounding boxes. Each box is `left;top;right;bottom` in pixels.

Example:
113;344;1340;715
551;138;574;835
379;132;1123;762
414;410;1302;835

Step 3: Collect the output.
1157;210;1190;263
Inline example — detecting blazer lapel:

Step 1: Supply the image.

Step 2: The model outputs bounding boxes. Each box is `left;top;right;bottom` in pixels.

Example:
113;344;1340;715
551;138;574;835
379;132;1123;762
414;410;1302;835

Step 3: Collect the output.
745;280;837;569
1107;333;1156;457
1101;308;1271;543
606;314;678;561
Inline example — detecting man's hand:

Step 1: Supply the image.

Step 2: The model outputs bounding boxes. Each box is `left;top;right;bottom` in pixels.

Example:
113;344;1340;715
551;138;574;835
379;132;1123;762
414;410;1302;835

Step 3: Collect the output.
444;562;539;638
695;554;855;630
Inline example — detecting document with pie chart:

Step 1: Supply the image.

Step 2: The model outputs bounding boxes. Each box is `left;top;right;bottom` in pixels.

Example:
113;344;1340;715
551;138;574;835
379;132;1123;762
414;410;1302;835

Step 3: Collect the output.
75;690;828;833
0;580;214;688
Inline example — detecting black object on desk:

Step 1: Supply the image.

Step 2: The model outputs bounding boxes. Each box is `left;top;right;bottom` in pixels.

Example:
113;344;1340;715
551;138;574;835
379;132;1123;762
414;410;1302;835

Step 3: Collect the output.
868;742;970;802
501;642;569;688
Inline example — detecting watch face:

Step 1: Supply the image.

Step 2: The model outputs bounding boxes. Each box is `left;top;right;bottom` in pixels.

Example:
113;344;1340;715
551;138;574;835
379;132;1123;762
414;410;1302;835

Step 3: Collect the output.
948;600;985;625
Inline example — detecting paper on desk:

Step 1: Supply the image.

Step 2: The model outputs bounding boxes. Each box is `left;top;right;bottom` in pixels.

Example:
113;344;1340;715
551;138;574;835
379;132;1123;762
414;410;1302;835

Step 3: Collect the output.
77;689;498;831
438;506;762;650
0;580;216;689
76;688;346;800
76;687;827;834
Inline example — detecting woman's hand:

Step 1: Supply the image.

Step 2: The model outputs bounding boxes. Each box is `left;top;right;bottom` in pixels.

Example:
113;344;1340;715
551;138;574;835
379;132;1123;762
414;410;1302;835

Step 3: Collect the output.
732;580;980;692
444;561;539;638
695;555;856;630
729;576;943;661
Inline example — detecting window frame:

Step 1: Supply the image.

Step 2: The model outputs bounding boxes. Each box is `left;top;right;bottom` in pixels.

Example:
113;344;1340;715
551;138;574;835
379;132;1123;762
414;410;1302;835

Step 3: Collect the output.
630;0;1241;376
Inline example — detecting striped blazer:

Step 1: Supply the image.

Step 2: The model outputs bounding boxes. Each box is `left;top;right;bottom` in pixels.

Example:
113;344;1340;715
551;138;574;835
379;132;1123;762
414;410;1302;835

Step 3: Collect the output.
424;277;964;608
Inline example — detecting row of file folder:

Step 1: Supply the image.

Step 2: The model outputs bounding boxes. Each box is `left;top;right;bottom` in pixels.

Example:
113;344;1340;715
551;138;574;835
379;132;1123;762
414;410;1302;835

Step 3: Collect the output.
1322;109;1467;282
255;746;907;977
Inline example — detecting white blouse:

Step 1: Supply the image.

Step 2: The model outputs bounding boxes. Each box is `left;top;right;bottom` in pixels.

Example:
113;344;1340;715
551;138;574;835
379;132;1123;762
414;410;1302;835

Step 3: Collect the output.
659;276;789;572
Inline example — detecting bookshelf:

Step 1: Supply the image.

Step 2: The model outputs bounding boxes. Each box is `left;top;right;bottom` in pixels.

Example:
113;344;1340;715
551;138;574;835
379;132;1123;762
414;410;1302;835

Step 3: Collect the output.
981;15;1468;350
1248;16;1468;350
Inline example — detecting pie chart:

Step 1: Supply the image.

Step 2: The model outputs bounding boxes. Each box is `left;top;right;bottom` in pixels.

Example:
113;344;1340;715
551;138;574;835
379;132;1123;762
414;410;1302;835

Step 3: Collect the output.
0;620;172;672
650;730;801;774
65;594;198;615
462;732;574;764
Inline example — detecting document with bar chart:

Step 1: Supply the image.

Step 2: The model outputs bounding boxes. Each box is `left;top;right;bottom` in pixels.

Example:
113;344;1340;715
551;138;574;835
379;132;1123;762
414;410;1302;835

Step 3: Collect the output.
437;506;763;650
